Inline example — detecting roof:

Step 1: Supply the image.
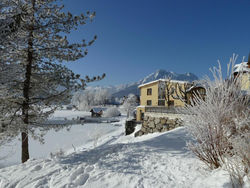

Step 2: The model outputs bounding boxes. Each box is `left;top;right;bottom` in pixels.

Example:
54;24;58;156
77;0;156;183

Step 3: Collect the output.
138;79;190;88
186;84;205;92
233;62;250;73
90;107;106;113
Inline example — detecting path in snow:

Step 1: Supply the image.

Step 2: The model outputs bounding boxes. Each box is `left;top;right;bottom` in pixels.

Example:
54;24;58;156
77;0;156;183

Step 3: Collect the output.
0;127;230;188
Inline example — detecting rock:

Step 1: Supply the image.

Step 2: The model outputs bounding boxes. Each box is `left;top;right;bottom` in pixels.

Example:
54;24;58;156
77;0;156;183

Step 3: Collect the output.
149;116;155;121
142;121;148;127
148;121;155;128
169;124;175;129
171;119;175;124
144;116;149;121
160;118;166;125
166;119;171;124
135;130;143;137
149;128;153;133
154;118;160;124
134;131;140;137
167;119;175;125
152;128;156;132
178;119;183;126
162;127;168;132
163;124;170;130
141;127;147;133
156;124;163;130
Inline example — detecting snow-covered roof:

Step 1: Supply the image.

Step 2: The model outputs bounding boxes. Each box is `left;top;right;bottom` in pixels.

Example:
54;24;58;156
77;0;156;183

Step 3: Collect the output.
233;62;250;73
186;84;205;93
90;107;106;113
138;79;190;88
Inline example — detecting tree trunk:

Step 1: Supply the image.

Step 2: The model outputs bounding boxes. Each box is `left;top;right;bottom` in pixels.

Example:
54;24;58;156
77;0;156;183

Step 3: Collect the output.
21;35;33;163
21;0;35;163
21;132;29;163
21;43;32;163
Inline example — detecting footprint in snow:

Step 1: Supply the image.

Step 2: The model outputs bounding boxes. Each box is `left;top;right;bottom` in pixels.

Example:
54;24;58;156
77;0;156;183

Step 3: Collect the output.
69;166;91;186
85;166;94;173
34;178;48;188
70;166;85;181
31;165;42;172
74;173;89;186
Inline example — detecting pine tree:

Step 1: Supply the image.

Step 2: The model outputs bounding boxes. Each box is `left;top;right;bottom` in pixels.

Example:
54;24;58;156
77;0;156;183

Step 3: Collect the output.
0;0;104;163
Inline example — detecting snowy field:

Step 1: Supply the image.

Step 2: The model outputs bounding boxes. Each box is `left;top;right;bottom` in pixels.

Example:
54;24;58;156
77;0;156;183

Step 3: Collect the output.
0;110;122;168
0;110;232;188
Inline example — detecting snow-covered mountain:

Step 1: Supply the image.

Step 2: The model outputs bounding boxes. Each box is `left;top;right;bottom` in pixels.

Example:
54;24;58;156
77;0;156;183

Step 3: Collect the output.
112;69;198;98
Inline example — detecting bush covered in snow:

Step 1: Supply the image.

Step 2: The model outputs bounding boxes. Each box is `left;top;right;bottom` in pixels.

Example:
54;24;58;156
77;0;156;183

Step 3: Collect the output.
183;55;250;187
72;88;111;111
121;94;138;118
103;107;121;117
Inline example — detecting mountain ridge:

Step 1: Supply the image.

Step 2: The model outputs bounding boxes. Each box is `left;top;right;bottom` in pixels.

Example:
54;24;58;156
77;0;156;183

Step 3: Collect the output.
111;69;198;98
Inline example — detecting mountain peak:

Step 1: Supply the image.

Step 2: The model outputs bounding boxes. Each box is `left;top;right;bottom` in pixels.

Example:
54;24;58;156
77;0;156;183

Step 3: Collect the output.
141;69;198;84
112;69;199;98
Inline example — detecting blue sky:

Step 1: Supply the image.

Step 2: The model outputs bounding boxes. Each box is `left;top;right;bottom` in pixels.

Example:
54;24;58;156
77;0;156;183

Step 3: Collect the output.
62;0;250;86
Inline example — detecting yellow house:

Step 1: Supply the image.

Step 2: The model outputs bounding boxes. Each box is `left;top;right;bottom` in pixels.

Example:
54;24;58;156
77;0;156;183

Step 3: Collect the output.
136;79;193;121
233;61;250;94
241;74;250;92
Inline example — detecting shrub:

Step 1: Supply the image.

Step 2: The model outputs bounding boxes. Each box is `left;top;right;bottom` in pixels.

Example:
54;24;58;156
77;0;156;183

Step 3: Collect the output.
183;55;249;186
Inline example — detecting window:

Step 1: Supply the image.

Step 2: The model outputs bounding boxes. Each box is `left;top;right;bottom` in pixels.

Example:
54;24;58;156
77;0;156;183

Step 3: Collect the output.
147;88;152;95
158;100;165;106
147;100;152;106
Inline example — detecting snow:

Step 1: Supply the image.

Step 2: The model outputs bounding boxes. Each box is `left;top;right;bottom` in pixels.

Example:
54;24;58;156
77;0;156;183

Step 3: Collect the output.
233;62;250;73
50;110;90;120
0;110;121;168
0;110;232;188
138;79;190;88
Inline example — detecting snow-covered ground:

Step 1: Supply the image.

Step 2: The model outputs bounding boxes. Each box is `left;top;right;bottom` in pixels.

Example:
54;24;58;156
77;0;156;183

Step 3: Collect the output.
0;110;122;168
0;110;232;188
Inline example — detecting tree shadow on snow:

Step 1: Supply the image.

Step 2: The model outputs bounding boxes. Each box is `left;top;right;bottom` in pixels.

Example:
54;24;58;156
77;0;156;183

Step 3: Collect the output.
139;127;192;154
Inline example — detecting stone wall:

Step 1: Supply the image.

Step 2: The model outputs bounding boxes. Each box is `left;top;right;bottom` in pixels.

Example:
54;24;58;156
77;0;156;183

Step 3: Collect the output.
135;114;183;137
145;112;183;119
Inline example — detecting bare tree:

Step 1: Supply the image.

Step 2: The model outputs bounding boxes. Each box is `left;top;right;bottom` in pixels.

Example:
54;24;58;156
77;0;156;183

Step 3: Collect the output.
158;78;175;106
171;82;192;103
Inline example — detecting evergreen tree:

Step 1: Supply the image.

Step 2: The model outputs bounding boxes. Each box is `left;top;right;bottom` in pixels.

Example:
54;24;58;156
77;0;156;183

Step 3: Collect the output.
0;0;104;163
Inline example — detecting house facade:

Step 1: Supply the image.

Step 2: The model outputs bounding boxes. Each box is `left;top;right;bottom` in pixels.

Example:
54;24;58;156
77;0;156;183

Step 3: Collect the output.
136;79;195;121
233;61;250;94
